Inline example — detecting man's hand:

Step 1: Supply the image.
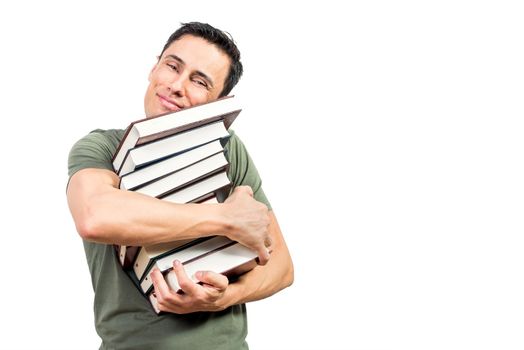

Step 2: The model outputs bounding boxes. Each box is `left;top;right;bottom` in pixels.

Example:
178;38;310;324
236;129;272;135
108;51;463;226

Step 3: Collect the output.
222;186;272;265
150;260;230;314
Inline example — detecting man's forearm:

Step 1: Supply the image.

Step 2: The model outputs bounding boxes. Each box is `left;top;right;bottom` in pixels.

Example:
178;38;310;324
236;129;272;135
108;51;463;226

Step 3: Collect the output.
67;168;229;246
221;212;294;307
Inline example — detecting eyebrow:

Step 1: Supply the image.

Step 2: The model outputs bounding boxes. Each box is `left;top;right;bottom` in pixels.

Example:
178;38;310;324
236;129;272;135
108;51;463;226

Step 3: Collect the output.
164;54;215;88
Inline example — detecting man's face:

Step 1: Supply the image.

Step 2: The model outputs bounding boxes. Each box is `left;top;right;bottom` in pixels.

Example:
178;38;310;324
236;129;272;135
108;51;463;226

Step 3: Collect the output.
144;34;231;118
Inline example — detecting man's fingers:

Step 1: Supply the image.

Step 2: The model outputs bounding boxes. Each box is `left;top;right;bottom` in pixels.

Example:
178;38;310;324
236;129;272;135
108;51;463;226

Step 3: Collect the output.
195;271;229;291
150;268;170;299
255;236;273;265
172;260;199;295
235;185;253;197
257;246;271;266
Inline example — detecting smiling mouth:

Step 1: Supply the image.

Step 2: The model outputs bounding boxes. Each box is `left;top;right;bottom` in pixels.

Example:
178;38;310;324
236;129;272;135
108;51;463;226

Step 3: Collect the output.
157;94;181;111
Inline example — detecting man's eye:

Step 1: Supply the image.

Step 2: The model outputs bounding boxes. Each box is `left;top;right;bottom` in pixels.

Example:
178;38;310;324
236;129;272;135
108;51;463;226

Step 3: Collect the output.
167;63;178;72
194;79;208;88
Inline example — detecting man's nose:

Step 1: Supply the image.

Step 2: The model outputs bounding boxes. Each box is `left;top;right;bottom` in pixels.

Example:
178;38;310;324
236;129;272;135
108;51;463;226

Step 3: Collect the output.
169;76;186;97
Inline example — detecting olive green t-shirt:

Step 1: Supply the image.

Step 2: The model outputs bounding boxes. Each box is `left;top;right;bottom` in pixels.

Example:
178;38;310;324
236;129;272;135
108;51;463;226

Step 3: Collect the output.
67;129;270;350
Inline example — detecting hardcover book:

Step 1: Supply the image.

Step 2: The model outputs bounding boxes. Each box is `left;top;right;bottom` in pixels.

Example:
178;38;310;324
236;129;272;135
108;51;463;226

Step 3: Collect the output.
148;242;258;314
164;243;258;294
118;121;230;176
132;152;229;198
139;235;236;294
112;95;240;174
119;139;225;191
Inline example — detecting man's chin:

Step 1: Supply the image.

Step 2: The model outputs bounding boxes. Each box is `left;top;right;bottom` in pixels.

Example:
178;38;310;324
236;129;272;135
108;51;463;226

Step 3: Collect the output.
145;107;169;119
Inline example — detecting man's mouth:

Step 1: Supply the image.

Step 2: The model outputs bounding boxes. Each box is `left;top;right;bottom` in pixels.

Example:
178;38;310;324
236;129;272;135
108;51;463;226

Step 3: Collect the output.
157;94;181;112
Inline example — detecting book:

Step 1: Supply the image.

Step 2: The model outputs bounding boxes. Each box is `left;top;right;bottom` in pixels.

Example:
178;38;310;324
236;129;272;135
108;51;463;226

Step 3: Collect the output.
198;196;219;204
148;243;258;314
139;236;236;294
117;245;140;270
132;152;229;198
119;139;225;190
112;96;240;174
149;292;162;314
133;238;196;281
161;171;231;204
164;243;257;293
118;121;230;176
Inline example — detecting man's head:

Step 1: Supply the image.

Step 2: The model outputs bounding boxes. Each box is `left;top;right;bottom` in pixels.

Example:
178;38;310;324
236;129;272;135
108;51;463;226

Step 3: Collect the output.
144;22;243;118
160;22;243;97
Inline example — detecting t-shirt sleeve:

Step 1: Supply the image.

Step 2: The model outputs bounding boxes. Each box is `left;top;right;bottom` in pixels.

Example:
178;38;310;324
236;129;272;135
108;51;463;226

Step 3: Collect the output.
225;130;271;210
67;130;117;179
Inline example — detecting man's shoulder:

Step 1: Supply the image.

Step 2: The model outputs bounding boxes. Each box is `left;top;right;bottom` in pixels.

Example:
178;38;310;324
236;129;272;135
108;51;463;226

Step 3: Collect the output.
86;128;126;143
73;128;125;153
67;128;125;178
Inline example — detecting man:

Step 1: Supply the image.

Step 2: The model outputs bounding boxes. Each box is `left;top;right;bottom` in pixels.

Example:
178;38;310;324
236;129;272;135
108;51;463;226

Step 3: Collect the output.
67;22;293;350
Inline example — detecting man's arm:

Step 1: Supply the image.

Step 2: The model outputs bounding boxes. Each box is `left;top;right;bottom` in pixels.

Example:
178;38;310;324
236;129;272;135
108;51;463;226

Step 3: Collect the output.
150;210;294;313
66;167;272;263
222;211;293;304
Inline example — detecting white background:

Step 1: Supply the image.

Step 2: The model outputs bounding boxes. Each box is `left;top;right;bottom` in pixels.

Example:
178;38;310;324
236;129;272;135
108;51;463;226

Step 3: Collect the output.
0;1;523;349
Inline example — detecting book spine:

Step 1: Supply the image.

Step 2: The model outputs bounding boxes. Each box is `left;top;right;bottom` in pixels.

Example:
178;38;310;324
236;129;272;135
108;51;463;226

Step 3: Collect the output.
118;246;140;269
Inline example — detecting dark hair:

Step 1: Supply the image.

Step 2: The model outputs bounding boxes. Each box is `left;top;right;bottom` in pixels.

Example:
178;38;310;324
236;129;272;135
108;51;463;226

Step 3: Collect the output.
160;22;243;97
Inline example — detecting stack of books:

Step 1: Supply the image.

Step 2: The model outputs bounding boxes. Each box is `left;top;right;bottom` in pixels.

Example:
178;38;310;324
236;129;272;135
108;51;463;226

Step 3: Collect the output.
111;96;258;313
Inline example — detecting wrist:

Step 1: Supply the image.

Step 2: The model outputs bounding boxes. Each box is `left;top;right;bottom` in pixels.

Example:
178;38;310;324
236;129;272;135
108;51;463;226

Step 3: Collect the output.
221;281;244;308
215;203;235;239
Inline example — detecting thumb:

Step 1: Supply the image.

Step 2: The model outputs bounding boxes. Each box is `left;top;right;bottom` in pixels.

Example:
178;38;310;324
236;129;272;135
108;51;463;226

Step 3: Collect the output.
195;271;229;290
235;185;254;197
257;247;270;266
